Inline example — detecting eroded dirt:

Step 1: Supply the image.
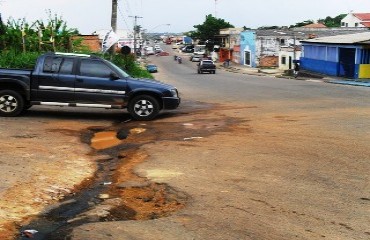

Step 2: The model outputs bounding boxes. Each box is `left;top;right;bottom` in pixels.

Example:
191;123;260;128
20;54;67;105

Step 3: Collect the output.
0;102;242;239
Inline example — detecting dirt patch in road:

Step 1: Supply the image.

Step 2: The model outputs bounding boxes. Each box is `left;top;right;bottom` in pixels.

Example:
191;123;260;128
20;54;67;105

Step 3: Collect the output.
0;102;246;239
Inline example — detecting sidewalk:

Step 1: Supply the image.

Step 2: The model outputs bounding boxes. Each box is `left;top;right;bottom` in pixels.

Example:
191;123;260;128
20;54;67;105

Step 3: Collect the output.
217;62;370;87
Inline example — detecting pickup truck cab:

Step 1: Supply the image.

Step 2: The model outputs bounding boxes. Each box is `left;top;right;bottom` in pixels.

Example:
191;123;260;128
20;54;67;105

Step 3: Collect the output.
197;60;216;74
0;52;180;120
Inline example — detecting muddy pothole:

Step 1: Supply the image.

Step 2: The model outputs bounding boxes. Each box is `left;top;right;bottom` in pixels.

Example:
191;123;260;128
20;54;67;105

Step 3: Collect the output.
16;105;244;239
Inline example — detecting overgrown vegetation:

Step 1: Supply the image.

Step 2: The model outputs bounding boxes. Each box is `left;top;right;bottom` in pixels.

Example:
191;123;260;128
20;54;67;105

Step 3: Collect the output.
0;12;151;78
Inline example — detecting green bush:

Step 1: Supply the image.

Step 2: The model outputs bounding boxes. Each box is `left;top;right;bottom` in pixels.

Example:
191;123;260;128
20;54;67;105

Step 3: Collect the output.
0;51;39;69
104;54;153;79
0;51;153;79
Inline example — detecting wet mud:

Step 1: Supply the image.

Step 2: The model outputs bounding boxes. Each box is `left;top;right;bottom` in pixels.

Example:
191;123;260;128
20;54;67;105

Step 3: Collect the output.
15;103;243;239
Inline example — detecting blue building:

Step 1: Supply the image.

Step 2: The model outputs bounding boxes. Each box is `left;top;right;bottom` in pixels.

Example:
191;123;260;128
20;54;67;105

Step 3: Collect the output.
300;32;370;79
240;31;257;67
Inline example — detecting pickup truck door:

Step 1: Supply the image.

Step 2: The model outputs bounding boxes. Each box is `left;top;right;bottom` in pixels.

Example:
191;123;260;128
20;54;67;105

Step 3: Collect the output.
74;59;127;105
35;57;76;102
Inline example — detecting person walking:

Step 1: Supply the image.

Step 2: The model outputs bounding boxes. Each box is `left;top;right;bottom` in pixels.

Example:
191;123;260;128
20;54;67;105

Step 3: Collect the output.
293;63;300;78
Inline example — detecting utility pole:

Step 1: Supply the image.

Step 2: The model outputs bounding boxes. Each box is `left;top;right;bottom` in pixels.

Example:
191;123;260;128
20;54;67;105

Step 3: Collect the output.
129;15;143;57
110;0;118;56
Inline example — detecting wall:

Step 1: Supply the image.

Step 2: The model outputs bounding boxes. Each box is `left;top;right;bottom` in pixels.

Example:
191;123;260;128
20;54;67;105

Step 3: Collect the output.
341;13;364;27
279;49;302;70
300;57;339;76
359;64;370;78
260;56;279;67
72;35;101;52
240;31;257;67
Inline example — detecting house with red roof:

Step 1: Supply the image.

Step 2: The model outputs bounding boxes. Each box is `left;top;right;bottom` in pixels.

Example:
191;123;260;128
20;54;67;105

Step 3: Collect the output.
341;12;370;28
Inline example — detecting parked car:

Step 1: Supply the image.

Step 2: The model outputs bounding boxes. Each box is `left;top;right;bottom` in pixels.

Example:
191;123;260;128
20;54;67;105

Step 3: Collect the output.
182;45;194;53
0;52;180;120
197;60;216;74
146;46;155;55
191;54;202;62
146;64;158;73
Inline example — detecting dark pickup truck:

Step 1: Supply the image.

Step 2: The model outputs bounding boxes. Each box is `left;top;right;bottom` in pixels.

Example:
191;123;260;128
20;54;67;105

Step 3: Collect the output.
197;60;216;74
0;52;180;120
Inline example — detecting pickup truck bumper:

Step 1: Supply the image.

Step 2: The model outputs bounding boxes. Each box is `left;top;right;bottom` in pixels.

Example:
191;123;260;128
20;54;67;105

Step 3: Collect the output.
162;97;180;109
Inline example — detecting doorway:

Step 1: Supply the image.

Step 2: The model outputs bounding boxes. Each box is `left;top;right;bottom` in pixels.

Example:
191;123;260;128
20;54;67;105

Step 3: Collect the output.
244;51;251;66
338;48;356;78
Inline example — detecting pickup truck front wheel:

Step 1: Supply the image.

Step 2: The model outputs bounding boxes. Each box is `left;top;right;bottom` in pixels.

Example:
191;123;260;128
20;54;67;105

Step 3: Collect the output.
128;95;160;121
0;90;24;117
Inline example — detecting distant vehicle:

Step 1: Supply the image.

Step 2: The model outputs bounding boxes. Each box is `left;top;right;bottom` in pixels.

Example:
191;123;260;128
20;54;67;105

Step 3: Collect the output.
146;64;158;73
197;60;216;74
191;54;202;62
182;45;194;53
194;45;206;55
146;47;155;55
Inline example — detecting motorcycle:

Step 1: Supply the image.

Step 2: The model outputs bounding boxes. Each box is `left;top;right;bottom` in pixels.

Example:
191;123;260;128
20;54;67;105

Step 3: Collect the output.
177;57;182;64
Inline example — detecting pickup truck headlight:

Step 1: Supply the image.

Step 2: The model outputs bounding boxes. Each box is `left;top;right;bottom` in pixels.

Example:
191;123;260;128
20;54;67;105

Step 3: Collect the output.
170;89;178;98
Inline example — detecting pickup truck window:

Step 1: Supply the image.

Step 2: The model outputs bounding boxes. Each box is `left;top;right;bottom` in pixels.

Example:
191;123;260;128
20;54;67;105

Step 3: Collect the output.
59;58;74;75
43;57;74;75
43;57;62;73
80;60;111;78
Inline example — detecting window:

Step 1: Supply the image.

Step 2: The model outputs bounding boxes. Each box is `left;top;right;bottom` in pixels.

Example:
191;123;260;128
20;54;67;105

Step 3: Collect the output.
280;39;285;45
43;57;62;73
59;58;74;75
281;56;286;65
80;60;112;78
355;23;359;27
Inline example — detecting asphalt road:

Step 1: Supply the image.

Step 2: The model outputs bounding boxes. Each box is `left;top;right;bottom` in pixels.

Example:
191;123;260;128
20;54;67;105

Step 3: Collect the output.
72;47;370;239
0;45;369;239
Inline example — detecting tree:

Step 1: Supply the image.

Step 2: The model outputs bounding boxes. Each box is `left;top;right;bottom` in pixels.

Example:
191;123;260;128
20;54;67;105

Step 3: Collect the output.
190;14;234;41
289;20;314;28
318;14;346;27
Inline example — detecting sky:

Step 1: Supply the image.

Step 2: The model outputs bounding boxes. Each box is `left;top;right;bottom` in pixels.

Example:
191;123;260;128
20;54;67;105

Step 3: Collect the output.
1;0;370;34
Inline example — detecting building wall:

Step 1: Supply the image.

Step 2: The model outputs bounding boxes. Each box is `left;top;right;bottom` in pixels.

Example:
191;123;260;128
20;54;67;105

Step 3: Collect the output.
240;31;257;67
71;35;101;52
341;13;366;27
232;45;241;64
279;50;302;70
301;43;370;79
359;64;370;78
260;56;279;67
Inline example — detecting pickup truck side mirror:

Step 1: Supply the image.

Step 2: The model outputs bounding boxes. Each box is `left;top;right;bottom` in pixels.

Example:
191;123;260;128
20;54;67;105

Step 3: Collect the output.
110;72;120;80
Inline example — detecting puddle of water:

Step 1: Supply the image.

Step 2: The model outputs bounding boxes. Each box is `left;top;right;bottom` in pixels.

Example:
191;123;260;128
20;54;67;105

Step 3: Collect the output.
91;131;122;150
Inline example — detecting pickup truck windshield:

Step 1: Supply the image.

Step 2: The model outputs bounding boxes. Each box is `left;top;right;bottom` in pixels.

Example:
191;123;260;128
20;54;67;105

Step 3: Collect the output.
105;60;130;78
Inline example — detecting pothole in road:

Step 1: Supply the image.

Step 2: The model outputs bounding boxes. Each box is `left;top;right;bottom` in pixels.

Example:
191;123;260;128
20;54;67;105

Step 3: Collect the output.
16;106;244;239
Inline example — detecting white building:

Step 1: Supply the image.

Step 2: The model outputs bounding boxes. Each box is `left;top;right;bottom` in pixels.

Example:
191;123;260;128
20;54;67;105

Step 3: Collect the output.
341;13;370;28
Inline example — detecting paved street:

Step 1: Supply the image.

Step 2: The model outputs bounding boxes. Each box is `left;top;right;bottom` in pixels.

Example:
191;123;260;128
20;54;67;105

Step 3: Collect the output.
0;46;369;239
72;48;370;239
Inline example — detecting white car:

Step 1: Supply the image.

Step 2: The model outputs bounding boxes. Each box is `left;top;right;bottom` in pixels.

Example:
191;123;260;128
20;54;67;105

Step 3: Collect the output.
191;54;202;62
146;47;155;55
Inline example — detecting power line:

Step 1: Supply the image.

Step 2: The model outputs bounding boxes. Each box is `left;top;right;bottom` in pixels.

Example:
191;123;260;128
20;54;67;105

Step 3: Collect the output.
129;15;143;57
117;4;130;29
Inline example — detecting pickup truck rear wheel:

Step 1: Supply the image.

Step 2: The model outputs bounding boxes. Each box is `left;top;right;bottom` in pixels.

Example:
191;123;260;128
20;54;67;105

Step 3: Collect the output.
0;90;24;117
128;95;160;121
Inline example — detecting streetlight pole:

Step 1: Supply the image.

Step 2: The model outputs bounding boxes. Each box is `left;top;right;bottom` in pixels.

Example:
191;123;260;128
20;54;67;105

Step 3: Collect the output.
129;15;143;57
110;0;118;57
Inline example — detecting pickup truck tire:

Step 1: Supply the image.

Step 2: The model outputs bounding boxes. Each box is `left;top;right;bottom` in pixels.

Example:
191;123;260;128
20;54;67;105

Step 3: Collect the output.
0;90;24;117
128;95;160;121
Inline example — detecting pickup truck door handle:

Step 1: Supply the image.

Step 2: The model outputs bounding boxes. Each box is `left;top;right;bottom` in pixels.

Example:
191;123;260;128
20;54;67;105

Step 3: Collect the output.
76;78;84;82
